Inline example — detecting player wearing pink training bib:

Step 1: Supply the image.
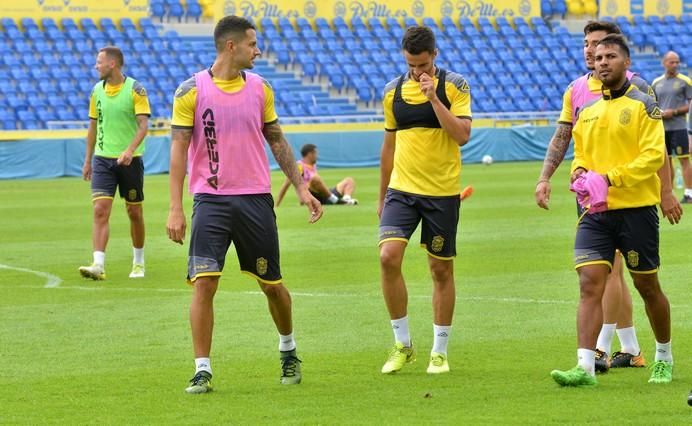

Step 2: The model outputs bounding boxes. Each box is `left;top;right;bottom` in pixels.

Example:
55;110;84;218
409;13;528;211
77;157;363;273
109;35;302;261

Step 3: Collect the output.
166;16;322;394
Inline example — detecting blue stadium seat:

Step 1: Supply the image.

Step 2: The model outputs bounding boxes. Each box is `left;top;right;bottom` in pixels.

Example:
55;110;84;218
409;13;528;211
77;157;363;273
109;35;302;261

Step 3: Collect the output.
151;3;166;20
77;18;95;30
186;2;202;22
41;18;58;29
1;18;17;29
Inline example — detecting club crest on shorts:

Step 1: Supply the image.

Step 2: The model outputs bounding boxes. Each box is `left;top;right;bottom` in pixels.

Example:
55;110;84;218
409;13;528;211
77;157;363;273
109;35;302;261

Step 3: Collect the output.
256;257;268;275
128;189;137;201
619;108;632;125
627;250;639;268
431;236;445;253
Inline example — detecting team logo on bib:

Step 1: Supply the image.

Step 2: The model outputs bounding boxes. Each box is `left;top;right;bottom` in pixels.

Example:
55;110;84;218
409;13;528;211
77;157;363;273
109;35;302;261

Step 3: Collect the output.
256;257;268;276
128;189;137;201
627;250;639;268
431;236;445;253
619;108;632;125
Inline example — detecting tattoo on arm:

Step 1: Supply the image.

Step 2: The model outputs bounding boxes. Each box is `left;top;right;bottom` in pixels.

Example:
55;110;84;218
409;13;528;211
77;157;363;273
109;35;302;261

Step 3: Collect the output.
263;122;302;188
171;128;193;145
539;123;573;180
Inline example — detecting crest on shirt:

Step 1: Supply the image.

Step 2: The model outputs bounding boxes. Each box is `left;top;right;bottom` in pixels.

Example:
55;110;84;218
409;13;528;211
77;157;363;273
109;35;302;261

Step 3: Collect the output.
626;250;639;268
431;236;444;253
256;257;268;276
619;108;632;125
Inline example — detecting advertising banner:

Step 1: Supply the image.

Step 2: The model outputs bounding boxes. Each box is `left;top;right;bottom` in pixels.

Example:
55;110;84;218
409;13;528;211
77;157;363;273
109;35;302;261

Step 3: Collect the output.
2;0;149;23
215;0;541;24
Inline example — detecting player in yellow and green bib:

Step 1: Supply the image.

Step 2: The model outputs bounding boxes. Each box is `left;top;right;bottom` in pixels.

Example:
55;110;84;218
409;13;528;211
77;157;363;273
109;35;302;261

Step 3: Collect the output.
79;46;150;281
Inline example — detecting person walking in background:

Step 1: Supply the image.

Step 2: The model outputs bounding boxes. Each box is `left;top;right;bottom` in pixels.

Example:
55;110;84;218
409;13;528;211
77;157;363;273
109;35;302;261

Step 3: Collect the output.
79;46;150;280
652;51;692;202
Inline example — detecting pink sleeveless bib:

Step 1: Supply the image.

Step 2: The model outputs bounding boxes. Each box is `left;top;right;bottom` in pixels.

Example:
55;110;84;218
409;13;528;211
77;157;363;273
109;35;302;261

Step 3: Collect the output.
570;70;634;124
188;70;270;195
297;159;316;184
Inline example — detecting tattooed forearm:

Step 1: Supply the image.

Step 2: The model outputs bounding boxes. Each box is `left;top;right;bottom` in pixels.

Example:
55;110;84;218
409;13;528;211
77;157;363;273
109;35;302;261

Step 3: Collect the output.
539;122;573;181
264;122;303;188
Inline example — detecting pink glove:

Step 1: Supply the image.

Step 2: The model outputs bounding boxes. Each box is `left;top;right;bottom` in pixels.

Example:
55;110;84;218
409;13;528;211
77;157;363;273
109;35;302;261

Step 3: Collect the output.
570;171;608;213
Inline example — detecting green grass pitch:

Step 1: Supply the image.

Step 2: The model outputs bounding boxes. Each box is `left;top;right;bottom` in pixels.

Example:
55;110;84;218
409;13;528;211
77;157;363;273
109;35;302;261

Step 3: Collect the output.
1;161;692;423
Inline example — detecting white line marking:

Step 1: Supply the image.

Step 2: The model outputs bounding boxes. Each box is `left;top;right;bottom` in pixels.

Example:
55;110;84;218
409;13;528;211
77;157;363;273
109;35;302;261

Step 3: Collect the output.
0;263;63;288
12;285;578;305
12;284;687;308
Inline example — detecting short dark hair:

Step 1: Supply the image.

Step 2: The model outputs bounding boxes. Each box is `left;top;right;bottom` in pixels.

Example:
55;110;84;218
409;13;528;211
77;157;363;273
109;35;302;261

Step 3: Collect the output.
401;26;436;55
583;21;622;36
99;46;124;67
597;34;630;58
300;144;317;157
214;15;255;52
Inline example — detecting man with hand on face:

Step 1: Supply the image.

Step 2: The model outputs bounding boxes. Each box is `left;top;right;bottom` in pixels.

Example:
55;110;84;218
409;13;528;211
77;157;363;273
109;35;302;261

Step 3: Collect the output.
550;34;673;387
378;26;471;375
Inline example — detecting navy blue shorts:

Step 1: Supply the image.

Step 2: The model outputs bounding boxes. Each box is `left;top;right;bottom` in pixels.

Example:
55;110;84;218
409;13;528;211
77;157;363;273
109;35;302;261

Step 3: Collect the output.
379;188;460;259
188;193;281;284
574;206;659;273
665;129;689;157
91;156;144;203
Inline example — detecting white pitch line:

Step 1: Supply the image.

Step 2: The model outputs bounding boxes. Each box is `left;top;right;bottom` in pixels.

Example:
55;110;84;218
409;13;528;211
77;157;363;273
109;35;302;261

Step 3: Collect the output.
13;285;688;308
0;263;63;288
14;285;578;305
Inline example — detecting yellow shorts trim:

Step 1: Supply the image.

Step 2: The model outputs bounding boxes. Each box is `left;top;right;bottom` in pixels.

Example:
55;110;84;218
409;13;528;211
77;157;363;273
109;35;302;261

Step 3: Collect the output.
92;196;114;202
241;270;282;285
187;272;222;286
575;260;612;270
628;268;659;275
378;237;409;246
125;201;143;205
418;244;454;260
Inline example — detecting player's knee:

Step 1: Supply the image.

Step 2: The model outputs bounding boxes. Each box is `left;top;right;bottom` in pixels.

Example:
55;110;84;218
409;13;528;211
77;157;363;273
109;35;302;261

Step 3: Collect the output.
126;204;143;221
343;177;354;185
632;275;662;299
380;248;403;270
260;282;286;300
193;279;218;301
93;203;111;222
429;261;453;283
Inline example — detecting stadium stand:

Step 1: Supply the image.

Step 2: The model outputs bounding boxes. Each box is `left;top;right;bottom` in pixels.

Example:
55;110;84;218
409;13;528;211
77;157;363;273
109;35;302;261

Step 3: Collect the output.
0;14;689;130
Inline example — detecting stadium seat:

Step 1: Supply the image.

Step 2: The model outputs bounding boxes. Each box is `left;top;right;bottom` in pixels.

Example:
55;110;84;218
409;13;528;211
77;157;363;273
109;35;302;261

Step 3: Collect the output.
186;1;203;22
151;3;166;20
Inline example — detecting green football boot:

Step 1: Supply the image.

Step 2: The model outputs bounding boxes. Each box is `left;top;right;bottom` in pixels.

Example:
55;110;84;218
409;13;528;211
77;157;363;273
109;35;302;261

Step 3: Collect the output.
381;342;416;374
648;360;673;384
550;366;597;387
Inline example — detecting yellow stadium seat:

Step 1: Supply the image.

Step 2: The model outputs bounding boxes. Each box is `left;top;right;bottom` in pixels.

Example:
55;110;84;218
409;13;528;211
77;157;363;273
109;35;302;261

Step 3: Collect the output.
583;0;598;15
567;0;585;15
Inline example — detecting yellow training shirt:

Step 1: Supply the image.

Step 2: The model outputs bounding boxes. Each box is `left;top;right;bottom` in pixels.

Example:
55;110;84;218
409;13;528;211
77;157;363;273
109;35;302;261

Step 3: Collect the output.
172;71;278;128
571;82;665;210
88;79;151;119
383;69;472;196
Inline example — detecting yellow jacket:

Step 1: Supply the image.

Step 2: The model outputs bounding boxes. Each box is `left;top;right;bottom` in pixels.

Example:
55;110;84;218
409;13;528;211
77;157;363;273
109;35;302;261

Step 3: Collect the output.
571;81;665;210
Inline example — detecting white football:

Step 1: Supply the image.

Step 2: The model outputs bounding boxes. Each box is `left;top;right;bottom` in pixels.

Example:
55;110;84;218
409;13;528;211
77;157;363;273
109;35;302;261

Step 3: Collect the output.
482;155;493;165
